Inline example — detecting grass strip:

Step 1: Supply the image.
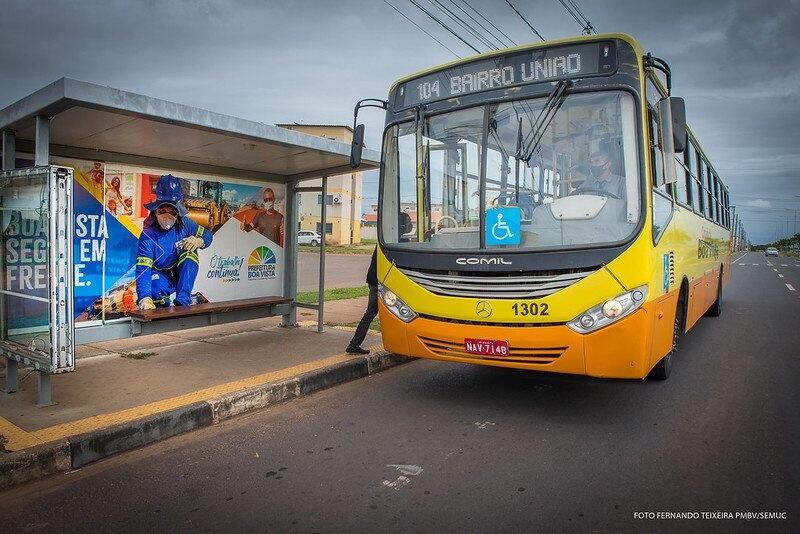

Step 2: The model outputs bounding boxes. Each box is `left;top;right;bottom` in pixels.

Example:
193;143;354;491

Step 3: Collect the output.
295;285;370;305
298;244;375;255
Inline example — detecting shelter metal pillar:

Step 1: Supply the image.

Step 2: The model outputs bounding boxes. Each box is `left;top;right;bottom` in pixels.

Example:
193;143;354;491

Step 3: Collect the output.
282;180;299;326
317;177;327;333
35;116;49;166
2;130;17;393
2;129;14;169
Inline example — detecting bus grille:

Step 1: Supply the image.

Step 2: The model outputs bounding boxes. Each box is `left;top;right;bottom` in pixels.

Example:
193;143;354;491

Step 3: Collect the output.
398;267;597;299
419;336;566;365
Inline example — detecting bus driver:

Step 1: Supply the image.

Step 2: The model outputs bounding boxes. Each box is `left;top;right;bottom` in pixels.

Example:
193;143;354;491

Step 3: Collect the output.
573;151;626;200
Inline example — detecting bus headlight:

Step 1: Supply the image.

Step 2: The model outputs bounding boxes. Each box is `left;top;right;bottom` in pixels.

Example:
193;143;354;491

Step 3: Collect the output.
379;285;417;323
567;285;648;334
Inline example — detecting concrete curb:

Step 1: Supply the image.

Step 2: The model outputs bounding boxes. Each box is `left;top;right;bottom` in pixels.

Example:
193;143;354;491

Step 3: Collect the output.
0;440;71;489
0;350;412;491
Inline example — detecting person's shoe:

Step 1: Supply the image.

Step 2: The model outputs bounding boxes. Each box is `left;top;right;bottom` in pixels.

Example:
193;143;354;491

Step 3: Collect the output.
346;346;369;355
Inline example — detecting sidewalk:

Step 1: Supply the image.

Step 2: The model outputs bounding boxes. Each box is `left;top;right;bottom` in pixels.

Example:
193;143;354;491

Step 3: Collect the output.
0;298;401;489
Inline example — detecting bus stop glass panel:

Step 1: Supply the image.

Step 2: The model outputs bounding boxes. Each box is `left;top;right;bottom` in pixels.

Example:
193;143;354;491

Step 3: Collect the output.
0;166;74;373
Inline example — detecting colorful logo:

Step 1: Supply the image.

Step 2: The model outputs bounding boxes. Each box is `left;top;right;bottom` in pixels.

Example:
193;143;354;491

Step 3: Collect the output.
247;246;276;280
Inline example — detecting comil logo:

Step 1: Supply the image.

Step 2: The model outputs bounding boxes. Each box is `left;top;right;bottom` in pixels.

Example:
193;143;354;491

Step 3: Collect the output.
247;246;276;280
456;257;512;266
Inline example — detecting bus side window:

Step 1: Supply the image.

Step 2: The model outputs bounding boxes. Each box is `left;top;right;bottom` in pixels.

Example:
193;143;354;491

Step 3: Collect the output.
704;162;714;221
675;154;689;206
648;105;667;194
694;143;705;216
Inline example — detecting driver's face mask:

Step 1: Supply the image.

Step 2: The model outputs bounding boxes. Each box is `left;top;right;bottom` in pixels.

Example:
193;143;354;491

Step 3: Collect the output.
589;161;609;178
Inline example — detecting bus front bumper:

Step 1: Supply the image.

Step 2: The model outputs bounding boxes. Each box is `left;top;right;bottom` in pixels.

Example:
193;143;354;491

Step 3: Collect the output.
378;301;653;379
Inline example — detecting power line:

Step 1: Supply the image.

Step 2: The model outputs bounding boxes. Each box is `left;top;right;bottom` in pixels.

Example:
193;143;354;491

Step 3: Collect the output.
566;0;594;32
383;0;461;58
461;0;517;47
407;0;483;54
504;0;545;41
556;0;584;29
430;0;497;51
556;0;595;34
447;0;512;49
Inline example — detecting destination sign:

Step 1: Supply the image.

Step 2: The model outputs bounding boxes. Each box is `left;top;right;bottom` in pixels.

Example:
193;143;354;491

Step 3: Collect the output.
397;41;616;108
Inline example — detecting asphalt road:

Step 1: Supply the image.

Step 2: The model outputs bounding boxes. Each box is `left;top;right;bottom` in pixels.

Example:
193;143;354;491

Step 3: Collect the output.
297;252;372;292
2;252;798;533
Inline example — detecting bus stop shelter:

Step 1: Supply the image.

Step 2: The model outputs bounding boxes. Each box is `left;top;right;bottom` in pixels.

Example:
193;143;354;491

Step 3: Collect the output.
0;77;380;406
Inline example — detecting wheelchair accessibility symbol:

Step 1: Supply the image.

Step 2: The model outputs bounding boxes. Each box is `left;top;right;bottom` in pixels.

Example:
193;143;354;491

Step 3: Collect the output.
485;207;521;246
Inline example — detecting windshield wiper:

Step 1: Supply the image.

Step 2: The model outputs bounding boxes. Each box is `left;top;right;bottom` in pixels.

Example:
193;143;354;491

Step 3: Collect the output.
519;79;573;163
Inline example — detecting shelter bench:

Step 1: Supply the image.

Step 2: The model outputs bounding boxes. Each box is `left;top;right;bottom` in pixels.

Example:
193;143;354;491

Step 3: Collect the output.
127;296;292;336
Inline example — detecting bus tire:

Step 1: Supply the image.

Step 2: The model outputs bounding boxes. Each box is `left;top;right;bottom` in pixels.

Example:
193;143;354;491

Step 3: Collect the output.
650;285;686;381
705;269;723;317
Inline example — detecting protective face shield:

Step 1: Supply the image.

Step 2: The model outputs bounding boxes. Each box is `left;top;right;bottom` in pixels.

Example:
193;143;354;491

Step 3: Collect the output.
156;205;178;230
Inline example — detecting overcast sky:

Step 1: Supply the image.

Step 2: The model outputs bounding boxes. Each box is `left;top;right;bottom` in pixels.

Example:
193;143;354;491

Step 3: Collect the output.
1;0;798;244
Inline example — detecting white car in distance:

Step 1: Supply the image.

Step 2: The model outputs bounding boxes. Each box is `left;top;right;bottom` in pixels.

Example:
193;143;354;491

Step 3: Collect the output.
298;230;322;246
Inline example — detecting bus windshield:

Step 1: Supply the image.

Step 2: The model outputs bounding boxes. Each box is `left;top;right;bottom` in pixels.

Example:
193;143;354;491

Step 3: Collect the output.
380;90;641;251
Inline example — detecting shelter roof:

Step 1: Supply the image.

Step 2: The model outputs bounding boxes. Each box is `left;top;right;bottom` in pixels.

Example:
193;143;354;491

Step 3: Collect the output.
0;78;379;182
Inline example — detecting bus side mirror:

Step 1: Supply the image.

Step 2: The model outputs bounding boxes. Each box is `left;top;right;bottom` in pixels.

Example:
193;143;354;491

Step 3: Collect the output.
350;124;365;168
658;96;686;153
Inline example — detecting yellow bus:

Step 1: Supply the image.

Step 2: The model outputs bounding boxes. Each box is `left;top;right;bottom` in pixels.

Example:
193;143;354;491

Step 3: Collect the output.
352;34;731;380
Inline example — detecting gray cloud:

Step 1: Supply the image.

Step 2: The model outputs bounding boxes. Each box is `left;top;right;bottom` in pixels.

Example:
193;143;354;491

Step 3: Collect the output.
0;0;797;243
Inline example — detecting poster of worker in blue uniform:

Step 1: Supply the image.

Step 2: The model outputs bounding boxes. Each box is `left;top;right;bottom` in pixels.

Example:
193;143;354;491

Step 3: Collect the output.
58;156;284;322
135;175;212;309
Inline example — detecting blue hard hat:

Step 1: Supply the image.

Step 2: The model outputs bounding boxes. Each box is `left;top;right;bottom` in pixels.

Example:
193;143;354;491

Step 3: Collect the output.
145;174;188;216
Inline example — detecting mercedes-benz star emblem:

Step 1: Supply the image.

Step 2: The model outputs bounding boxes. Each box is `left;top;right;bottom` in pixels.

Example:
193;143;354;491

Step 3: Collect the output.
476;300;492;318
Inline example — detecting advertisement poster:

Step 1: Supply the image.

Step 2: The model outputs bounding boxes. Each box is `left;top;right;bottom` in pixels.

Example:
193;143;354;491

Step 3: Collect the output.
55;157;285;324
1;159;49;335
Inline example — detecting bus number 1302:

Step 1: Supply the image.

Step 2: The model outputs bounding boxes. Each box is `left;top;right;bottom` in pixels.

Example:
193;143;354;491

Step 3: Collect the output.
511;302;549;316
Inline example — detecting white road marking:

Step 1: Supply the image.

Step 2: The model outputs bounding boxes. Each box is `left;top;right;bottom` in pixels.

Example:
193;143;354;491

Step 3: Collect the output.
474;421;496;429
781;264;788;267
387;464;424;476
778;274;784;278
752;264;759;266
382;476;411;489
787;284;796;291
773;268;778;272
382;464;423;490
739;263;746;266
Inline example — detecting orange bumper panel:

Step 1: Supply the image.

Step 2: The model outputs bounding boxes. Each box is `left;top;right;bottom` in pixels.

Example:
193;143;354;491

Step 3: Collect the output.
379;301;652;379
379;301;585;374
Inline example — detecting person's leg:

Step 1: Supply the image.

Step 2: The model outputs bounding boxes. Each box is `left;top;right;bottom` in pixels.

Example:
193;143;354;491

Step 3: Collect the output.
347;285;378;353
174;251;199;305
151;272;174;308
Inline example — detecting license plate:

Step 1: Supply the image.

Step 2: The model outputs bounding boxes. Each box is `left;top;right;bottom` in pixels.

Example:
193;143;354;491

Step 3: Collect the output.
464;338;509;356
